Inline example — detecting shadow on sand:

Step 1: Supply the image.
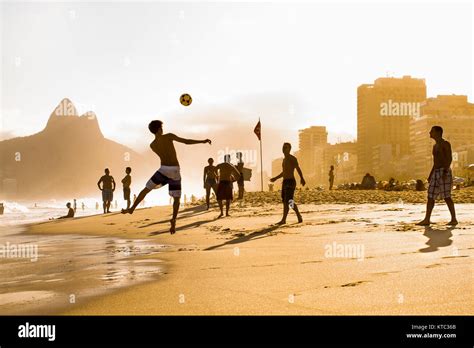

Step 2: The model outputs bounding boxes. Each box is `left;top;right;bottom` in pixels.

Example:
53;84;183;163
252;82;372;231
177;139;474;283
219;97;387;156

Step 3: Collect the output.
204;224;280;251
419;225;455;253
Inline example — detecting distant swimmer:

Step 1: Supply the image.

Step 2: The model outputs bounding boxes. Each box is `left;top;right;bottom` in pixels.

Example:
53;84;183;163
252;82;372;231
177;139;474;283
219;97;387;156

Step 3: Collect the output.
121;167;132;210
121;120;211;234
417;126;457;226
216;154;241;218
97;168;116;214
203;158;218;210
270;142;305;225
81;202;85;211
73;199;77;213
57;202;75;219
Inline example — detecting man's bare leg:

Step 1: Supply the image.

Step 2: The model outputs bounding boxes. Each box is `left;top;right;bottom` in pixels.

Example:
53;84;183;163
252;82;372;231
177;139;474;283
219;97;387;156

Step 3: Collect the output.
225;199;231;216
277;202;290;225
293;203;303;223
106;201;111;213
205;187;211;209
217;200;224;218
122;187;151;214
170;197;180;234
445;197;458;225
126;198;131;210
103;202;106;214
417;198;435;225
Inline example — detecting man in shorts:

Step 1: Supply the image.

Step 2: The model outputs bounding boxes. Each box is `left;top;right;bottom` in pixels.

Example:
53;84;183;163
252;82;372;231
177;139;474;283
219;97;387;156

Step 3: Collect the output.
97;168;116;214
203;158;218;210
417;126;457;226
121;120;211;234
216;154;241;218
121;167;132;210
270;142;305;225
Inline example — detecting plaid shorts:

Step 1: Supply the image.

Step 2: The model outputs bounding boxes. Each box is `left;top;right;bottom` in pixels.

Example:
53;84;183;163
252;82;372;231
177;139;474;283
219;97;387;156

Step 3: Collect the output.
428;168;452;200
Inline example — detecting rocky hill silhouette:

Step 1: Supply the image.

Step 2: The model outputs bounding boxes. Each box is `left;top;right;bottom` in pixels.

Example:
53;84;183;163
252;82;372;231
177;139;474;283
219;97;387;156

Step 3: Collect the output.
0;98;153;199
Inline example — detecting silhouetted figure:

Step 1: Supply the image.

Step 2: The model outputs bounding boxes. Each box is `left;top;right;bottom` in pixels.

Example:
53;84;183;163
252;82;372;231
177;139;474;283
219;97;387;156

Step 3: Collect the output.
0;203;4;215
133;194;137;204
270;143;305;224
203;158;218;209
236;158;245;200
328;165;335;190
361;173;376;190
121;167;132;210
97;168;116;214
216;154;240;218
121;120;211;234
95;202;99;210
417;126;457;226
416;179;425;191
81;202;85;211
58;202;75;219
73;199;77;213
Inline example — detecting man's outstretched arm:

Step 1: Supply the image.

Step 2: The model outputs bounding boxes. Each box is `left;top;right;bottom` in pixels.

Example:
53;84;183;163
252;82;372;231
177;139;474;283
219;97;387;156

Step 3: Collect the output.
169;134;211;145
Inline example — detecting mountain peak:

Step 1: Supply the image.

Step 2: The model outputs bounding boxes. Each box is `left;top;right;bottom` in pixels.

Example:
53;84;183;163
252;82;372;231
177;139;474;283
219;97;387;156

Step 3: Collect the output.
50;98;78;117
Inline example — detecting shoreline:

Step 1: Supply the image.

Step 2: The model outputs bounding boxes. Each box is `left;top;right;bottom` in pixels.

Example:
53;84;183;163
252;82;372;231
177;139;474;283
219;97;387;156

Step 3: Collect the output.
19;200;474;315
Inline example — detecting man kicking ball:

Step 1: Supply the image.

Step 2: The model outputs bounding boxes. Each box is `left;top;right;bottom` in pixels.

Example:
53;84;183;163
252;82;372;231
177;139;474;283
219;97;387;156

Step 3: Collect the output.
122;120;211;234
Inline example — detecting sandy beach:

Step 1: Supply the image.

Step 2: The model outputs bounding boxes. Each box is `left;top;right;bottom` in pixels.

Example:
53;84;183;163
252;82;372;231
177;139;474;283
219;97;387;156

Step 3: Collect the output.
22;189;474;315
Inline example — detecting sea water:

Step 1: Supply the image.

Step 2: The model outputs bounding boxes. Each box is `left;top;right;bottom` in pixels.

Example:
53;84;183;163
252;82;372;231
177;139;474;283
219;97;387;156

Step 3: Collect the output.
0;201;166;314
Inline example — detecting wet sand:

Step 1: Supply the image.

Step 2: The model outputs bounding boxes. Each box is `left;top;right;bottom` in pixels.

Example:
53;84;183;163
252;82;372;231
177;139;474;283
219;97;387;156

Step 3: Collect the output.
24;193;474;315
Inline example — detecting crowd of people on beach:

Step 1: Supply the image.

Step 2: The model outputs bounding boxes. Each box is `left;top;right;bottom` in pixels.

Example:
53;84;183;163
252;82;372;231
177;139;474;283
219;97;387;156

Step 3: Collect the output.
53;122;458;231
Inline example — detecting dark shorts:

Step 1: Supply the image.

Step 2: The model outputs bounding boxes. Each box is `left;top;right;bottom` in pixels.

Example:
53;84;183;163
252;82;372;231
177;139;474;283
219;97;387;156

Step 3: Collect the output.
217;181;233;201
281;178;296;203
205;178;217;189
123;187;131;200
146;170;182;198
102;189;113;202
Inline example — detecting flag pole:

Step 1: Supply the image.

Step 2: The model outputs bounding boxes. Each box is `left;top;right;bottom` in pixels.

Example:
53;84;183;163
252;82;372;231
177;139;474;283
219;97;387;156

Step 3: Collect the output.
259;118;263;192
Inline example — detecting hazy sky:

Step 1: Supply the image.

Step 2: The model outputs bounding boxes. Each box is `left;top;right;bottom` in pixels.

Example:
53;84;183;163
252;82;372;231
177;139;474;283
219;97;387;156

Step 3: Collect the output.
1;0;473;154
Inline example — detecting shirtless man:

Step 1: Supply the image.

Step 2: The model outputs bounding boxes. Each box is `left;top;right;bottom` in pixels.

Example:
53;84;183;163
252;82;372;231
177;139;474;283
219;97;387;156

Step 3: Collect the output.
270;142;306;224
216;154;241;218
417;126;457;226
97;168;116;214
122;120;211;234
121;167;132;210
203;158;218;210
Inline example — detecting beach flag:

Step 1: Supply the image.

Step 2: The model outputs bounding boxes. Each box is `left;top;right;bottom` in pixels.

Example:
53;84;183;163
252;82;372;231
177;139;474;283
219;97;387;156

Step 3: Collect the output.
254;120;261;140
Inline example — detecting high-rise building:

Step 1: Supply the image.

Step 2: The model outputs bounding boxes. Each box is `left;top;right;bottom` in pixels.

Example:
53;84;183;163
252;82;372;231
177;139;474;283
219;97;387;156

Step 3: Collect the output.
357;76;426;179
298;126;328;181
410;95;474;179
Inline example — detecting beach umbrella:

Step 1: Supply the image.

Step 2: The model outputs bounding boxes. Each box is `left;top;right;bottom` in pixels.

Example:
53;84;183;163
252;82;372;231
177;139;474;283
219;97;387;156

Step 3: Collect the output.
468;164;474;171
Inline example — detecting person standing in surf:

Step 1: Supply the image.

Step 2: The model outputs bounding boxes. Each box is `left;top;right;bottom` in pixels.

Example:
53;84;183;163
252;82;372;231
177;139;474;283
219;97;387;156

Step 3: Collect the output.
121;120;211;234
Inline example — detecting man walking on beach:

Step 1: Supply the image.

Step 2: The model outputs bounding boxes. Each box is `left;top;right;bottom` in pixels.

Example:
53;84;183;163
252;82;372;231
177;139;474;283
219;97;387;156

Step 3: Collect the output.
121;167;132;210
417;126;457;226
121;120;211;234
97;168;116;214
203;158;218;210
216;154;241;218
270;142;305;224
